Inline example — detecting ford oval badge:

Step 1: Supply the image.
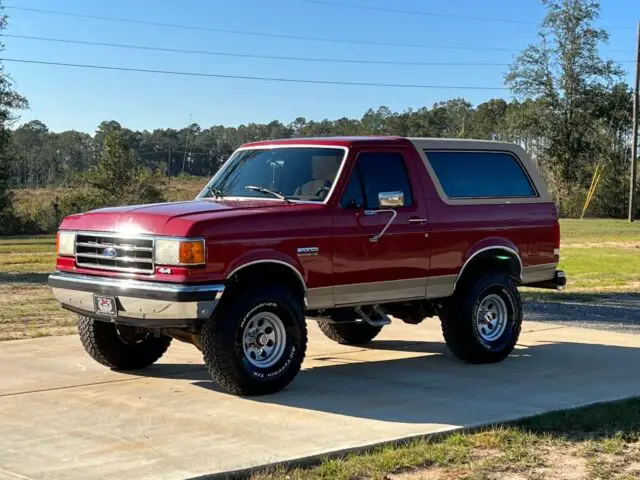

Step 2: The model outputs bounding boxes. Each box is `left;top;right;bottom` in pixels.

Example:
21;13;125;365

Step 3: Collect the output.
103;247;118;258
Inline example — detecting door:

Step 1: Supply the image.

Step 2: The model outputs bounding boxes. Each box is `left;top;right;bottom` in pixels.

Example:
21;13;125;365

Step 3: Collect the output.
332;149;430;306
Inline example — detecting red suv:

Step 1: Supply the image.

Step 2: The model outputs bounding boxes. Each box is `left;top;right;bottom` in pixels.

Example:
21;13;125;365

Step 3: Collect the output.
49;136;565;395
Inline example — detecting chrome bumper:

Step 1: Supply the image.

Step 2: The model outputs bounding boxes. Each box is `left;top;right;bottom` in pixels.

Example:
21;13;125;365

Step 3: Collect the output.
48;272;225;327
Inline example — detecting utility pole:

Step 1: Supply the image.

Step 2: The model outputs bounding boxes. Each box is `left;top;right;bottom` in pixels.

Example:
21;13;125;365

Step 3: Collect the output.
182;114;192;176
629;22;640;222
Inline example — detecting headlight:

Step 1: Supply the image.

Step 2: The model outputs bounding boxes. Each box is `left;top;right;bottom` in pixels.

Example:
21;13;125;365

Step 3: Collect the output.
155;238;206;266
56;231;75;257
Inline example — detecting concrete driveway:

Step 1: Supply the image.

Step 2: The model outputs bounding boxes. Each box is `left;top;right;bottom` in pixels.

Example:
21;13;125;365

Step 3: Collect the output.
1;320;639;480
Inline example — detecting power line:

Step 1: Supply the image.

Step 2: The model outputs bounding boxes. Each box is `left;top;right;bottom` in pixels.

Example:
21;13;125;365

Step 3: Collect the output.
1;57;510;90
2;34;511;67
300;0;537;25
300;0;635;31
7;5;633;54
0;6;513;52
6;34;636;66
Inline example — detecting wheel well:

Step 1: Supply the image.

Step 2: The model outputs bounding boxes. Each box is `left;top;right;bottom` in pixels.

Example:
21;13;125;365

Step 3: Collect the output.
224;262;305;302
456;249;521;290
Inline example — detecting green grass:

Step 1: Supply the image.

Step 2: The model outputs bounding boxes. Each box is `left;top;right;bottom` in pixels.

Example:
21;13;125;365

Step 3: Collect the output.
253;399;640;480
561;218;640;244
558;247;640;290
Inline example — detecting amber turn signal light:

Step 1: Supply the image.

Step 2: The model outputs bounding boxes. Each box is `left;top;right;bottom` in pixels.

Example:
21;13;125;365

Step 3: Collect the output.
179;240;206;265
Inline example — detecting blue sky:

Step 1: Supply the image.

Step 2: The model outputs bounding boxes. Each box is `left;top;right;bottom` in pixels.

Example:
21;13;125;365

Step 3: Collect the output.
4;0;638;133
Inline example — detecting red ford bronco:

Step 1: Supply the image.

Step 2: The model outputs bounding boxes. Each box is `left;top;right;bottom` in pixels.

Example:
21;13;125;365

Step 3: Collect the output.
49;136;565;396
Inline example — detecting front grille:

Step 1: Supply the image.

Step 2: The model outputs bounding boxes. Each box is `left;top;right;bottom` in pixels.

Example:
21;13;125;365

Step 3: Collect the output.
75;233;155;274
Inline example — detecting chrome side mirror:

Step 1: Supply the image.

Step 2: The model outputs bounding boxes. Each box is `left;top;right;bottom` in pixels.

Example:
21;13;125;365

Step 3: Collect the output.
378;191;405;208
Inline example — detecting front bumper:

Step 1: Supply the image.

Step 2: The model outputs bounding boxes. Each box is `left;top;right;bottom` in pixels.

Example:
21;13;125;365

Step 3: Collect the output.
48;272;225;327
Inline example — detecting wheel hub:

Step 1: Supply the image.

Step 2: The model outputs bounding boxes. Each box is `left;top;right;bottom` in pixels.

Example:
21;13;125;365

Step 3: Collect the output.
475;294;508;342
242;312;287;368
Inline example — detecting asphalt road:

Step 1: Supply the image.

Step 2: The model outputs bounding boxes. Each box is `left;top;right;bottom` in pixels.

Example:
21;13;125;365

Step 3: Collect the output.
525;294;640;334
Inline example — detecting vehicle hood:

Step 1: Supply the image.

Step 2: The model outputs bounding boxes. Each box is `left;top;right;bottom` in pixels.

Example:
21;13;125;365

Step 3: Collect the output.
59;199;306;236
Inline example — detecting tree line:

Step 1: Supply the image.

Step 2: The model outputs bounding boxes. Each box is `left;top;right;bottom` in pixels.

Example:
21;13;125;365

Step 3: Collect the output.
0;0;638;235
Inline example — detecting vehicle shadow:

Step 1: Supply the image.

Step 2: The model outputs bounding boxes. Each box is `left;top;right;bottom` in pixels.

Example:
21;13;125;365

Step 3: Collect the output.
141;338;640;425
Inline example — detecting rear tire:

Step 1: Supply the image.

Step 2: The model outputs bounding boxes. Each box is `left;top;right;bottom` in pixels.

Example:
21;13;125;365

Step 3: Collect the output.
202;285;307;396
317;319;382;345
77;316;172;370
439;272;522;364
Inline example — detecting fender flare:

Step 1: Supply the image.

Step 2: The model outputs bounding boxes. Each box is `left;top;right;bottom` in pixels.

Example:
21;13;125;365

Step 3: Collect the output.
456;240;523;289
225;250;307;291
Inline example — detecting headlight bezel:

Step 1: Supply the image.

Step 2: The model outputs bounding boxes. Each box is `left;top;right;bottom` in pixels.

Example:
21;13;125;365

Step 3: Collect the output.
155;237;206;266
56;231;76;257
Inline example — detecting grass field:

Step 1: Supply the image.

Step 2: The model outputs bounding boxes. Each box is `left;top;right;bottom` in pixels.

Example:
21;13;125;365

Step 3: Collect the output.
1;218;639;340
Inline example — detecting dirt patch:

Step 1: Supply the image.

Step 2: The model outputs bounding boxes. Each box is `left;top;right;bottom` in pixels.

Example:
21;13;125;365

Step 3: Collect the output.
563;241;640;249
389;444;589;480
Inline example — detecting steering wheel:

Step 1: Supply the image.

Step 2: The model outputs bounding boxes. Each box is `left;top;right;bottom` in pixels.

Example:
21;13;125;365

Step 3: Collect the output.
314;185;331;199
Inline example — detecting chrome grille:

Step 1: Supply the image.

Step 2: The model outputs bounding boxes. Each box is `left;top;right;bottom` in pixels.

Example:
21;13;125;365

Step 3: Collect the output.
75;233;154;274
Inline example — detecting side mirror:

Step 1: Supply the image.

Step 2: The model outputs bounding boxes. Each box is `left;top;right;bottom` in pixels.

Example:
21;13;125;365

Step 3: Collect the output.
378;191;405;208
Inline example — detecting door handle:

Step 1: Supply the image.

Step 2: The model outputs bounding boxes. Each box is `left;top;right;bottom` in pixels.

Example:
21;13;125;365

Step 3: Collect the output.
408;217;427;225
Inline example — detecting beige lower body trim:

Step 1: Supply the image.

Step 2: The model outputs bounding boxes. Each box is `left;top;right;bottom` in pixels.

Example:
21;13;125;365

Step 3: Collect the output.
521;263;557;284
332;277;427;307
306;276;458;309
306;264;557;309
426;274;456;299
305;286;334;310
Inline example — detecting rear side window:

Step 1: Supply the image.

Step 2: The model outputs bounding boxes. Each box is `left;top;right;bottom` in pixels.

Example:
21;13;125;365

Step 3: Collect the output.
356;152;413;209
425;151;537;199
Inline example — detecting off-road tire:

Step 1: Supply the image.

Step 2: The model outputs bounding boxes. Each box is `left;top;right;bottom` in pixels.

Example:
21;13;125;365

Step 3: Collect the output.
202;285;308;396
78;316;172;370
317;320;382;345
439;272;522;364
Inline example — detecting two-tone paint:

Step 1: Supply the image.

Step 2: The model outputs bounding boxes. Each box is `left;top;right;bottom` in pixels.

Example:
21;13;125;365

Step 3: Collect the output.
55;136;561;311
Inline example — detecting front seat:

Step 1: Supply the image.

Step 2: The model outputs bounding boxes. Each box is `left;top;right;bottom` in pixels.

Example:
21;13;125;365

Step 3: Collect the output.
295;156;340;200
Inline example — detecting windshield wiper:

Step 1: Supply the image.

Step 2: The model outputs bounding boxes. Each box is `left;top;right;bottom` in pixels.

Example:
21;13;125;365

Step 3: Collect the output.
245;185;292;204
203;185;224;199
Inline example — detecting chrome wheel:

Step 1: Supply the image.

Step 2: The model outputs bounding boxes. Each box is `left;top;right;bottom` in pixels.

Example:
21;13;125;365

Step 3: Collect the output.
475;294;508;343
242;312;287;368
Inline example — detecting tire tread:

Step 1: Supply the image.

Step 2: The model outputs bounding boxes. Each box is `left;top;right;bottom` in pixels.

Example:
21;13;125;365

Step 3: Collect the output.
78;316;171;370
317;320;382;345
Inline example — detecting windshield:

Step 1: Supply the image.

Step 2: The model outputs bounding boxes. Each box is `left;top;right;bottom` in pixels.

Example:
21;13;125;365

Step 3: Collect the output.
198;147;346;202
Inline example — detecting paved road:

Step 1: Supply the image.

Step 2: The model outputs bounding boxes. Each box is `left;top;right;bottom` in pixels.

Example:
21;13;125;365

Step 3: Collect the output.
1;320;639;480
525;294;640;334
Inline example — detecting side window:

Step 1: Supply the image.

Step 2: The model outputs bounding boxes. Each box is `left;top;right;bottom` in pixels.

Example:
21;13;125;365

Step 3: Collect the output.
340;167;365;208
357;152;413;209
425;151;537;199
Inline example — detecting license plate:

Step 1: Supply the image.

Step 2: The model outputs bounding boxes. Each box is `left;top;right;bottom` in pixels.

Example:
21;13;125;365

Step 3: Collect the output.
94;295;117;316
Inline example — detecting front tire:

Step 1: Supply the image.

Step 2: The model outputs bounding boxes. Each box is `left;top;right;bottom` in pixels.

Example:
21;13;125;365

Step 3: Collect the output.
202;285;308;396
439;272;522;364
78;316;172;370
